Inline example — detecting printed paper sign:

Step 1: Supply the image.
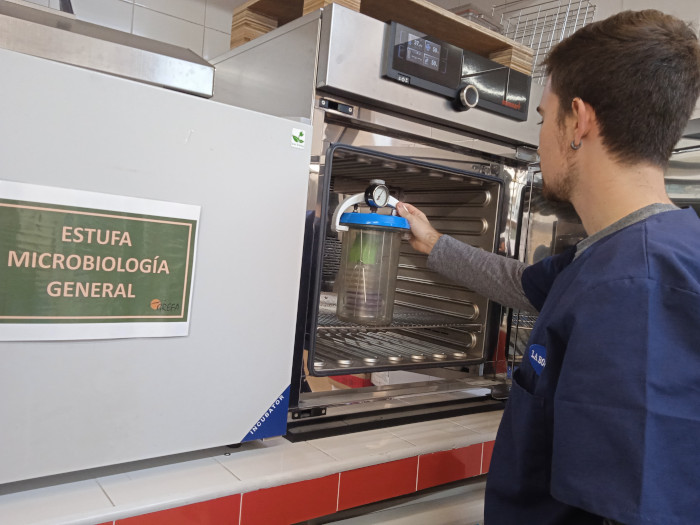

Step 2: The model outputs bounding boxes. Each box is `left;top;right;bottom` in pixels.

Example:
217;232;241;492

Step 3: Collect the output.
0;181;200;341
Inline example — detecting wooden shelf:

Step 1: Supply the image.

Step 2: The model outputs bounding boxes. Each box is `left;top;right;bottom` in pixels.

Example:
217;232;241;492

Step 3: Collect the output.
230;0;533;75
230;0;359;49
360;0;533;75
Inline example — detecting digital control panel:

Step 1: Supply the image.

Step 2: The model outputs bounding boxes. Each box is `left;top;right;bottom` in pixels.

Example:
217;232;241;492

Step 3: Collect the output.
383;22;531;121
405;33;442;71
383;22;462;98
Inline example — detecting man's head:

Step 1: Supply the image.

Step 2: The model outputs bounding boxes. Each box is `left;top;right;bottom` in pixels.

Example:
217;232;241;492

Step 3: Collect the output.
543;10;700;168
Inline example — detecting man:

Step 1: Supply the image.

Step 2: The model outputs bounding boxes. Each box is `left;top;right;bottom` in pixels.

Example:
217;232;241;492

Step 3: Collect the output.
397;10;700;525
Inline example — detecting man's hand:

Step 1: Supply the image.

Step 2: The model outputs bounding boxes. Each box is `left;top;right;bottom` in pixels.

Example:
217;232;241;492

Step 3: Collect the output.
397;202;443;255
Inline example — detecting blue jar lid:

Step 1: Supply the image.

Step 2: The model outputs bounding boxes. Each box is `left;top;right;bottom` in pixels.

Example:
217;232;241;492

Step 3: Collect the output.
339;212;410;230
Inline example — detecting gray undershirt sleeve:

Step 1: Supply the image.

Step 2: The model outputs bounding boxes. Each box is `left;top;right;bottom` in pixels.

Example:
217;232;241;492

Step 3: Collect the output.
427;235;536;312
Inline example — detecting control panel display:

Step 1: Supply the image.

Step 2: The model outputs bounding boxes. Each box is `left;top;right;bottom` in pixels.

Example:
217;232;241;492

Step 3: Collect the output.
382;21;531;121
383;22;462;98
405;33;442;71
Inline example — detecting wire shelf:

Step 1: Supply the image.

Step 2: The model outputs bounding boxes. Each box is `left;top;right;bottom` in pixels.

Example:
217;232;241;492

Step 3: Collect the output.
312;329;479;374
317;309;479;331
493;0;596;82
316;294;479;331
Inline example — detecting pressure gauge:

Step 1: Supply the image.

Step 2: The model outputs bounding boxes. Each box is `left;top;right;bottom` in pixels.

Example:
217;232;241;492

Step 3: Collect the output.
365;179;390;208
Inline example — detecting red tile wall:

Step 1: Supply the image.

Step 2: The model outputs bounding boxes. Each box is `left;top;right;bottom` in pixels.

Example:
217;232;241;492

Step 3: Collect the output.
416;444;482;491
114;438;496;524
240;474;339;525
337;457;419;511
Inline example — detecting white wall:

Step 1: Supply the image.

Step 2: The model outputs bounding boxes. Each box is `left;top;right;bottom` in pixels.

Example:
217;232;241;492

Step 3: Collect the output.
15;0;250;59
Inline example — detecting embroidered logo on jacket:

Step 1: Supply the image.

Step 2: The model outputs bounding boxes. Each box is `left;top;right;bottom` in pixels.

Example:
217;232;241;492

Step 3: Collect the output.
528;344;547;375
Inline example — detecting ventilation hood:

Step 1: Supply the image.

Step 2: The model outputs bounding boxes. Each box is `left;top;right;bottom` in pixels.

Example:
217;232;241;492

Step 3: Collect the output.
0;0;214;97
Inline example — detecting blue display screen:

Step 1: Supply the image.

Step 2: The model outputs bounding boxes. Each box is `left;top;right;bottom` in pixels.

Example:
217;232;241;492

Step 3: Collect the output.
387;24;462;93
405;33;442;71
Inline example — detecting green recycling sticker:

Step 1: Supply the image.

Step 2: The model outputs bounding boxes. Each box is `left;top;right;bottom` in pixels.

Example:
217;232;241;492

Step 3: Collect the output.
291;128;306;148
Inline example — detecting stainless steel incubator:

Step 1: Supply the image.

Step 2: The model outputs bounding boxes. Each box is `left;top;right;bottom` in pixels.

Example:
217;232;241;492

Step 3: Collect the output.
211;4;700;437
211;4;544;436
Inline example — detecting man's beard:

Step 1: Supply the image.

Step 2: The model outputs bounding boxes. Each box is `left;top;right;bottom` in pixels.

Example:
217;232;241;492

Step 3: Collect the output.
542;149;577;203
542;170;574;202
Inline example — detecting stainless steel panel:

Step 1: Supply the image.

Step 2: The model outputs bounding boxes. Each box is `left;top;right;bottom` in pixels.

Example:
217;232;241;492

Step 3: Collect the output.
208;4;534;410
211;13;322;120
0;0;214;97
318;5;542;148
520;183;586;266
211;5;541;149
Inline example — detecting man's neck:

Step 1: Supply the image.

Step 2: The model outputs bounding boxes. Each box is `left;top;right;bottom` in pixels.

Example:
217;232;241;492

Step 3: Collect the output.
570;156;671;236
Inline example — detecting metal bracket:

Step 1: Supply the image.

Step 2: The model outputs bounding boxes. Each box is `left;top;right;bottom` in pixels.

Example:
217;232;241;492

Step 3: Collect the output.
319;98;354;115
515;146;539;163
290;406;327;420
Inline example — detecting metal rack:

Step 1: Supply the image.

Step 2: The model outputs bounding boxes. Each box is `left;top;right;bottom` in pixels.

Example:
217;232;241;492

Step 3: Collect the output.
314;295;482;373
492;0;596;82
313;328;481;373
308;145;502;378
317;301;479;330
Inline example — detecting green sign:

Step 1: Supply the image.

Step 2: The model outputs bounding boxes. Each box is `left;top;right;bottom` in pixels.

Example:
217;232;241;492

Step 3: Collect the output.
0;198;197;323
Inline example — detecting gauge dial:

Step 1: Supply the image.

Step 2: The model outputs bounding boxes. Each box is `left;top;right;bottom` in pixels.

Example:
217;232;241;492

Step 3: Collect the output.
371;185;389;207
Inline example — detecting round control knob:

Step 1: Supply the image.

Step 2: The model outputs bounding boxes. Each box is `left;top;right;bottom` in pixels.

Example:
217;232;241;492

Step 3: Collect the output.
458;84;479;110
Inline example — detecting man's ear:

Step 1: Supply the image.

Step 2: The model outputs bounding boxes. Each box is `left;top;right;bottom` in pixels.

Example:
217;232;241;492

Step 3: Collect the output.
571;97;596;143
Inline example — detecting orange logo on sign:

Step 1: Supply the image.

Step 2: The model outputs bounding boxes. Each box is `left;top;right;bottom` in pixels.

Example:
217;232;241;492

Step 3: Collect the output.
150;299;161;310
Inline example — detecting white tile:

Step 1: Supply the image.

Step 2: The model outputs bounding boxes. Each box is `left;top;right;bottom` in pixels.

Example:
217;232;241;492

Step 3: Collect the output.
98;457;241;509
0;480;114;525
308;428;417;463
135;0;205;24
388;419;485;452
205;0;234;33
51;0;134;32
449;411;502;439
203;27;231;60
133;6;205;54
217;440;334;484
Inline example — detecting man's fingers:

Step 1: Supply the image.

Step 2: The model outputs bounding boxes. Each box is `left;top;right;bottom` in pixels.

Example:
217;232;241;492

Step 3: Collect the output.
398;202;422;219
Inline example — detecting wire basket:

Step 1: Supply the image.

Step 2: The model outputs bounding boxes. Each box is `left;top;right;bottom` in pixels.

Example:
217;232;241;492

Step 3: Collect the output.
448;4;504;34
492;0;597;83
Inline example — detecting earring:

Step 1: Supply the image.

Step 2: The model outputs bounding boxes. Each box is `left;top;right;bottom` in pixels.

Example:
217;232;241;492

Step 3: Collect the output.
570;140;582;150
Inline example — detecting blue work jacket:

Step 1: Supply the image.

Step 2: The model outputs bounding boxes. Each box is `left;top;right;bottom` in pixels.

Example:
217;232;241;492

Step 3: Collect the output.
485;208;700;525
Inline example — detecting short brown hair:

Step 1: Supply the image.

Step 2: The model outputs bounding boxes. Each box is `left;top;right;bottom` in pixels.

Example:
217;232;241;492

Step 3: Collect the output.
543;10;700;167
